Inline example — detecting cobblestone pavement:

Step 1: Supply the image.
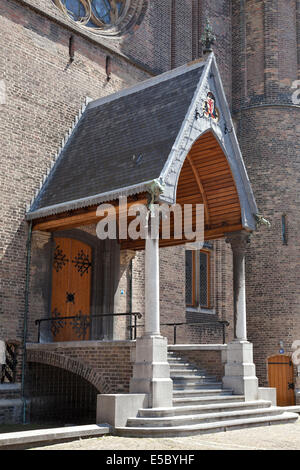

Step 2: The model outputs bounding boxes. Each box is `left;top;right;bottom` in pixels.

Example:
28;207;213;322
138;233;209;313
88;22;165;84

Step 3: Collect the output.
32;420;300;450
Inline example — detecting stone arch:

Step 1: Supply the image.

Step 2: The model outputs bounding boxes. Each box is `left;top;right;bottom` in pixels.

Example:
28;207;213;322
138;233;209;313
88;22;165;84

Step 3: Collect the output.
26;349;109;393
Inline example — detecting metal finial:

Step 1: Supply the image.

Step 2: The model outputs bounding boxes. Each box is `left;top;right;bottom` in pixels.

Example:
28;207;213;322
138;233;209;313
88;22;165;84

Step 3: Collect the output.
201;19;216;54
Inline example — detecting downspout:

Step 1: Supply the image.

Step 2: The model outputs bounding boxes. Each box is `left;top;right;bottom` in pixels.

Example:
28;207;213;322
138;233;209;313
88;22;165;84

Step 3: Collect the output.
129;258;133;339
21;220;33;424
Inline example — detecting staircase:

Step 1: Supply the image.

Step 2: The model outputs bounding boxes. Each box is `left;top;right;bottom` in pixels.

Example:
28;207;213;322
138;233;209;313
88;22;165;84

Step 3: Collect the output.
115;351;298;437
0;384;23;425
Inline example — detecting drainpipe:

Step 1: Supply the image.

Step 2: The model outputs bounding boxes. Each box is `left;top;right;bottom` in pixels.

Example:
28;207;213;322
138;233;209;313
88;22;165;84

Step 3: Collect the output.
21;220;33;424
129;259;133;339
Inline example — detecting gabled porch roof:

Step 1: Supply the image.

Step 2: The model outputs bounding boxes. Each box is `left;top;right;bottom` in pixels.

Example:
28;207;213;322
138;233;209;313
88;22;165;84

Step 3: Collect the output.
26;53;258;245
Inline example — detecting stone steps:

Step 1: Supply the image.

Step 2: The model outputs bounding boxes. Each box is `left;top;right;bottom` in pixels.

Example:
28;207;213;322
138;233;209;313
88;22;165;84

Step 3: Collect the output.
115;412;298;437
127;406;286;428
173;394;246;407
114;351;299;437
137;399;272;417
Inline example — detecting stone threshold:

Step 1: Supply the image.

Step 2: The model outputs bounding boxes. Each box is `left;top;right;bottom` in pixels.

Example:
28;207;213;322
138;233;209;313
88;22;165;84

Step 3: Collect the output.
0;424;111;450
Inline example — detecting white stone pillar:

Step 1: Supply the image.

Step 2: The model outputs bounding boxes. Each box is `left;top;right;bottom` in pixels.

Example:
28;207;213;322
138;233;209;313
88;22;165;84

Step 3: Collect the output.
223;231;259;401
130;213;173;408
144;231;160;337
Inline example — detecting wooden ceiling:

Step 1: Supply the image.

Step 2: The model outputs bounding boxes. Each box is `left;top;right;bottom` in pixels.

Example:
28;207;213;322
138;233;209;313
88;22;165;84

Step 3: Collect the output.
32;131;243;249
176;131;242;232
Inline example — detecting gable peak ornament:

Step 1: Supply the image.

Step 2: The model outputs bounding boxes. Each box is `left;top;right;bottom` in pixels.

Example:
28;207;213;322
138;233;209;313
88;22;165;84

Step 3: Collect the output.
201;19;216;55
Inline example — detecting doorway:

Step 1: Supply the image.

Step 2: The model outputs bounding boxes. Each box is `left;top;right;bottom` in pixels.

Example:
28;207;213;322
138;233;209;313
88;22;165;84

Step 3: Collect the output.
268;355;295;406
51;237;92;341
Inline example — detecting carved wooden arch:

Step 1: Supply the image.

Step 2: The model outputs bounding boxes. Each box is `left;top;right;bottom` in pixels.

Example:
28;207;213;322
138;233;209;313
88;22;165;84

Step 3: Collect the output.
26;349;109;393
176;130;242;235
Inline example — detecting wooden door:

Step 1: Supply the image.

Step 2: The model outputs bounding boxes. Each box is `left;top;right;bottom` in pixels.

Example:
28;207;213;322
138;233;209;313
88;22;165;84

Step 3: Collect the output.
51;237;92;342
268;355;295;406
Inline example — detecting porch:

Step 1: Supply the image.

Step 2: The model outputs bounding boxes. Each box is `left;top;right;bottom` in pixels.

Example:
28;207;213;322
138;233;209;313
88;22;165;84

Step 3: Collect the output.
19;53;297;433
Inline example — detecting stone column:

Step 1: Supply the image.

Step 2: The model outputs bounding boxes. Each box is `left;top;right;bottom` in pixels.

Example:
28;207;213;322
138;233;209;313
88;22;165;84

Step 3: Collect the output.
144;234;160;337
130;215;173;408
222;231;259;401
227;231;248;341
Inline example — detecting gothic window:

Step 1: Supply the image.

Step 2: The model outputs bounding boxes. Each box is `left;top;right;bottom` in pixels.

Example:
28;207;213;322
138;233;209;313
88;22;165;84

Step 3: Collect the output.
185;250;195;306
185;249;211;309
53;0;125;29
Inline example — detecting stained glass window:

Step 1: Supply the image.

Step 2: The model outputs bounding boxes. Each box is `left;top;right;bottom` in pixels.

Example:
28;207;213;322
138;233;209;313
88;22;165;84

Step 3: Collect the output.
53;0;125;28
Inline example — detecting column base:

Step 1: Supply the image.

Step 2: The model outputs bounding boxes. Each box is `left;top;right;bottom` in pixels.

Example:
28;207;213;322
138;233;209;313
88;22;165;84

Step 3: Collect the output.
130;336;173;408
222;341;258;401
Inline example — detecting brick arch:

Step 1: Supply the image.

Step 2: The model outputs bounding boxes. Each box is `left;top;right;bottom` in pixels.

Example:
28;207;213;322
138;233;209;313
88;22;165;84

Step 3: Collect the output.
26;349;109;393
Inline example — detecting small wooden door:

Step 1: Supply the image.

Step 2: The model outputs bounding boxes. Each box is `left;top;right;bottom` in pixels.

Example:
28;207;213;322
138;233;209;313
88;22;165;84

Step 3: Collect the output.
51;237;92;342
268;355;295;406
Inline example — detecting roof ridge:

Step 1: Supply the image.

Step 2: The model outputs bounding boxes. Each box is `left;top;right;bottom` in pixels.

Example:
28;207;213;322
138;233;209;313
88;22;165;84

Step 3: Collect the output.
87;57;208;112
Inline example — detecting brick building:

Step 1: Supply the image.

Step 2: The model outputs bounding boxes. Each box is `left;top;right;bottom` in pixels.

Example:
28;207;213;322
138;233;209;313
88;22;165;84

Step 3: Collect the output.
0;0;300;433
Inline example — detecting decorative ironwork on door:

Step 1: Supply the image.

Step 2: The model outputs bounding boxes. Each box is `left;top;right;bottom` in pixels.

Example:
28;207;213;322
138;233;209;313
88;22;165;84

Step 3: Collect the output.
51;238;92;342
72;249;92;276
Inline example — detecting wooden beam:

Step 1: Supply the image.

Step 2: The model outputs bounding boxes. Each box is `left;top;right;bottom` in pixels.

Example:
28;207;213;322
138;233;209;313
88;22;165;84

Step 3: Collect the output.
186;153;210;226
32;197;148;232
120;223;244;251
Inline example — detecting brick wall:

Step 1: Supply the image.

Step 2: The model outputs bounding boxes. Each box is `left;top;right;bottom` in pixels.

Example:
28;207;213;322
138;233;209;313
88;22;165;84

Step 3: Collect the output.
26;341;135;393
232;0;300;387
0;0;149;363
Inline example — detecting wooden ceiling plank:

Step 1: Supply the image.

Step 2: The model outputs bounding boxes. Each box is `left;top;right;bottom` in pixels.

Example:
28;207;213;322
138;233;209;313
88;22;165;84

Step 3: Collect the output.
186;153;210;226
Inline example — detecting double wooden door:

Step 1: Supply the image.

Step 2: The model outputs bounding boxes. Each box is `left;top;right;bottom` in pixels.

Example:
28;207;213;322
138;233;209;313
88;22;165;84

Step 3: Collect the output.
268;355;295;406
51;237;92;342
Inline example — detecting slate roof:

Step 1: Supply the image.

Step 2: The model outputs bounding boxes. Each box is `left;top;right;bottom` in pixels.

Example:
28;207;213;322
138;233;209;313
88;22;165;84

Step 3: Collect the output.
28;60;206;219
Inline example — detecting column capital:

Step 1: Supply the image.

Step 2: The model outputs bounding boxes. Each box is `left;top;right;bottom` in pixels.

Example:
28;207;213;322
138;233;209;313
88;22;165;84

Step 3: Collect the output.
225;230;250;254
31;230;52;249
120;249;136;267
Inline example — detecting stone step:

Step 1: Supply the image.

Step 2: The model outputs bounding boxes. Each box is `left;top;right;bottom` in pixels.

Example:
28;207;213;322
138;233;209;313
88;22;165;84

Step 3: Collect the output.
115;412;298;438
173;382;224;390
173;388;233;398
138;400;272;417
173;394;245;407
127;406;284;428
167;355;187;362
0;384;21;400
171;375;217;382
170;370;213;378
169;362;203;369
